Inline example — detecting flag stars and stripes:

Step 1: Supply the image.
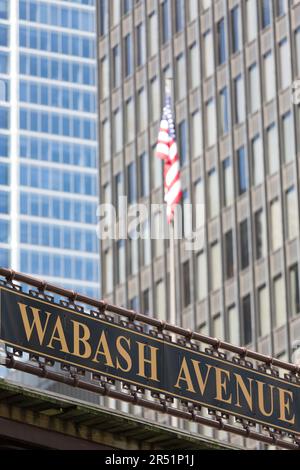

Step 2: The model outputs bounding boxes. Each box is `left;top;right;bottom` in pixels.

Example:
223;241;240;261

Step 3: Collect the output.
156;94;183;224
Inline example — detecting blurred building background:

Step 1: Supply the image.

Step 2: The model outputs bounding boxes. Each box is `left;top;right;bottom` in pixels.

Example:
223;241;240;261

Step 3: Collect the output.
0;0;100;299
97;0;300;446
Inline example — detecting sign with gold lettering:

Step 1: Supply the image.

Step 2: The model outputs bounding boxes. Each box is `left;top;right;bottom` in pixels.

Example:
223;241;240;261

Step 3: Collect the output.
0;286;299;435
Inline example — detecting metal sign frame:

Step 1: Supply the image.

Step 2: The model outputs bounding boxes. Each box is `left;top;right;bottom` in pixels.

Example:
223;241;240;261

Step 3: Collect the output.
0;267;300;450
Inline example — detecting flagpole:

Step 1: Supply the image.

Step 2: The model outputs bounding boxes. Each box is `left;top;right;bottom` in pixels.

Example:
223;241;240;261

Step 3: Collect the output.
165;78;177;329
165;78;178;429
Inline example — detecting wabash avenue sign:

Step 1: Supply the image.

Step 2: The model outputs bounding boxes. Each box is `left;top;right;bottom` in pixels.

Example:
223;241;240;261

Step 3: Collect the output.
0;286;299;435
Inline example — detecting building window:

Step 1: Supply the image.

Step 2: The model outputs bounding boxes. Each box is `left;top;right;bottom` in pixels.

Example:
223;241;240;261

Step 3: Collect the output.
234;75;245;124
273;275;286;328
176;54;186;101
142;288;150;315
150;77;159;123
99;0;108;36
208;168;219;219
124;33;133;77
246;0;258;42
175;0;185;33
217;18;227;65
282;111;295;163
219;86;229;135
178;120;187;165
111;0;121;27
258;285;271;337
182;260;191;307
277;0;288;16
137;87;147;133
285;187;298;241
211;241;222;292
196;250;208;301
115;172;123;217
100;56;109;100
189;43;200;89
212;313;224;340
225;230;234;280
141;219;151;266
296;28;300;77
242;295;252;345
263;51;276;102
270;198;283;251
140;152;149;198
104;249;113;294
261;0;272;29
237;146;248;195
156;280;166;321
204;30;214;78
102;119;110;162
194;178;204;229
127;162;137;204
231;5;242;54
113;108;123;154
289;265;300;316
123;0;132;15
112;45;121;90
191;110;203;159
252;134;264;186
228;305;240;345
125;98;134;143
206;98;217;147
161;0;170;44
279;38;292;90
129;232;138;276
254;209;267;261
266;123;279;175
188;0;198;22
117;240;126;285
148;12;158;57
249;63;260;114
240;219;249;270
222;157;234;207
136;23;146;67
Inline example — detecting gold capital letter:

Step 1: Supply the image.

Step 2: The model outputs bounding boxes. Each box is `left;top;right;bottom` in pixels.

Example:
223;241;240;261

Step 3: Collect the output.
92;331;114;367
257;381;274;417
71;320;91;359
116;336;132;372
191;360;212;395
18;302;51;345
137;342;159;382
174;357;195;393
47;317;69;353
278;388;295;424
214;368;232;404
234;374;253;411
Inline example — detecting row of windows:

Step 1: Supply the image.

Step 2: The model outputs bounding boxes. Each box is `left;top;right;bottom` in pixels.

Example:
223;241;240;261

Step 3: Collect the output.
20;250;100;282
20;108;97;141
20;136;97;168
20;192;97;225
0;219;9;243
19;26;96;59
20;221;98;254
19;0;95;32
20;53;96;86
0;134;9;157
20;80;96;113
20;164;98;196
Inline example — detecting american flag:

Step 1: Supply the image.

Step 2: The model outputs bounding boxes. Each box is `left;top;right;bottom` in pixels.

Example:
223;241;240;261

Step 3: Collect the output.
156;94;183;224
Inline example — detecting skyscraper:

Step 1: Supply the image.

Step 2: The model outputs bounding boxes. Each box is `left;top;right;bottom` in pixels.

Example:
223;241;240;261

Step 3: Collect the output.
0;0;100;299
97;0;300;445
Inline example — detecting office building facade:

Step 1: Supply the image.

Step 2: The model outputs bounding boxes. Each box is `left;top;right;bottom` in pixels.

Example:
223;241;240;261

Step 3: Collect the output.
0;0;100;299
97;0;300;444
